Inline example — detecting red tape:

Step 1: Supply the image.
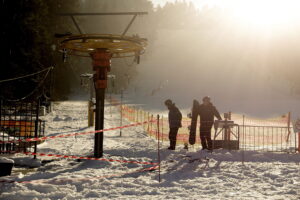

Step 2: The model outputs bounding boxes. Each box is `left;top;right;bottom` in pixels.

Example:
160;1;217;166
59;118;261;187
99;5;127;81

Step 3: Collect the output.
0;165;159;184
2;151;158;166
0;120;155;144
0;117;160;185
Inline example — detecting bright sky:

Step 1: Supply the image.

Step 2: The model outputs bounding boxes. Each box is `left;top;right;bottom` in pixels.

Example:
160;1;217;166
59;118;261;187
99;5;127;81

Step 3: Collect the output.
151;0;300;31
151;0;217;9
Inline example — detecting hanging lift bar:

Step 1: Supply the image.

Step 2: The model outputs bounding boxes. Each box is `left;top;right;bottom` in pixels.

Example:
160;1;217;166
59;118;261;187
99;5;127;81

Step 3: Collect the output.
58;12;148;16
58;12;148;35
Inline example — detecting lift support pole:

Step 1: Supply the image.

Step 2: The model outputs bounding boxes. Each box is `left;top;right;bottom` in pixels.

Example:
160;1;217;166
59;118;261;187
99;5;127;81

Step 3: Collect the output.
91;49;111;158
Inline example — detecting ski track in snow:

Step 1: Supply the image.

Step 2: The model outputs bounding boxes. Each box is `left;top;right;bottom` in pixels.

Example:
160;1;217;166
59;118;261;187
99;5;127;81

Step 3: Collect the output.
0;101;299;200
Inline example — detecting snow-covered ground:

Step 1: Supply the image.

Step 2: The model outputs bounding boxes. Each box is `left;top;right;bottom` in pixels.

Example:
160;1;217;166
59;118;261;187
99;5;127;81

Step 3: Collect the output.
0;101;299;200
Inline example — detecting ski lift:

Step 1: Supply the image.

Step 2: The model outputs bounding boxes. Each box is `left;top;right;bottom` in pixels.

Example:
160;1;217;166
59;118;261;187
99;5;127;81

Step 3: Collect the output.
80;73;93;91
57;12;148;158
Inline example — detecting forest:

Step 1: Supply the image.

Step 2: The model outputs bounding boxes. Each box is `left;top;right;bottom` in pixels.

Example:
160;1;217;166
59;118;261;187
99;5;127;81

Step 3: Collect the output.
1;0;300;101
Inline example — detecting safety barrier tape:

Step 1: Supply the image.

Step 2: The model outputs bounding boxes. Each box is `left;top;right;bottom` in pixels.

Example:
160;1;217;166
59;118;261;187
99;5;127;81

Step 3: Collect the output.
0;120;156;144
0;165;159;184
0;151;158;166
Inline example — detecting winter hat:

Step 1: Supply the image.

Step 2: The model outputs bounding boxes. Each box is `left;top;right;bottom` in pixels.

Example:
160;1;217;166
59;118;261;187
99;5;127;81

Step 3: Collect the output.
164;99;173;106
202;96;211;102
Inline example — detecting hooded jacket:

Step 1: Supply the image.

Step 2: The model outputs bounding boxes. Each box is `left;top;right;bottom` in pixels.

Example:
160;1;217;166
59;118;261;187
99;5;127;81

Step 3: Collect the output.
168;104;182;128
193;102;222;124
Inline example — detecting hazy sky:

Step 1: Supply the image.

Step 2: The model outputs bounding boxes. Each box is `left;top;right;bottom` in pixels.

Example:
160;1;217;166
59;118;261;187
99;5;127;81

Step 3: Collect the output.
151;0;217;8
151;0;300;32
131;0;300;118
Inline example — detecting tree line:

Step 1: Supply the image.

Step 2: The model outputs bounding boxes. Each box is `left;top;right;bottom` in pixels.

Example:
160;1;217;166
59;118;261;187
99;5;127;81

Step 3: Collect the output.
1;0;299;100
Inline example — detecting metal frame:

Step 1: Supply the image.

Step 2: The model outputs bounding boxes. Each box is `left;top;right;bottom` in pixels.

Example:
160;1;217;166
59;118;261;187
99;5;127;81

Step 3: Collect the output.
213;122;240;150
0;99;45;157
58;34;147;58
58;12;148;35
241;125;296;152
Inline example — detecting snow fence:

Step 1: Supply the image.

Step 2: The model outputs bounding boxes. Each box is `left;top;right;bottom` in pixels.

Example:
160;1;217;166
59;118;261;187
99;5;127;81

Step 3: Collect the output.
110;97;299;153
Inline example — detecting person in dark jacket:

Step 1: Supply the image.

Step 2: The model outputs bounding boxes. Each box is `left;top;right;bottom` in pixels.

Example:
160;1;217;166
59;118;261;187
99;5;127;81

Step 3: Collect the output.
191;96;222;150
165;99;182;150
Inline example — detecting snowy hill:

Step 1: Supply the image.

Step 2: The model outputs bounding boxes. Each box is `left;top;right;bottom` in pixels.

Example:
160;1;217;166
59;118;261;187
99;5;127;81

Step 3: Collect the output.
128;29;300;119
0;101;299;200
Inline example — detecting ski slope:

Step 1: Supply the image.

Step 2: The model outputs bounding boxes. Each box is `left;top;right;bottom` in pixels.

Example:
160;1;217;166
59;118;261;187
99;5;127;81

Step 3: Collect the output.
0;101;299;200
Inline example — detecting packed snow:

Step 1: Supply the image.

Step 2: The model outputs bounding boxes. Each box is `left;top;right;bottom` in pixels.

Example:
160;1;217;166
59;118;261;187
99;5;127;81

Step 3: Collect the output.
0;157;14;164
0;101;299;200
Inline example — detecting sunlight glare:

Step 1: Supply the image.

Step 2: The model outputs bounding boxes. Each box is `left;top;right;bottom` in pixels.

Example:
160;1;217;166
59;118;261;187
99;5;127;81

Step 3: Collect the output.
190;0;300;31
231;0;300;27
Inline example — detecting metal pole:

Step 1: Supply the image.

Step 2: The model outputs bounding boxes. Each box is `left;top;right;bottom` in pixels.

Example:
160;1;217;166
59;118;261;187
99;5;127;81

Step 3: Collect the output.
34;99;40;159
92;49;111;158
136;107;138;122
151;114;153;136
287;112;291;142
59;12;148;16
147;112;150;132
242;115;245;165
224;113;229;149
94;88;105;158
162;115;164;144
298;132;300;153
120;90;123;137
136;107;139;122
70;15;83;34
157;114;161;183
122;14;137;36
110;92;112;117
254;126;256;151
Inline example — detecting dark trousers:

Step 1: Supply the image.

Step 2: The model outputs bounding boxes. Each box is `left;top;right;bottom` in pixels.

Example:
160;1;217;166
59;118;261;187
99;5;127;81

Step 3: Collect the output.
200;122;213;150
169;127;179;149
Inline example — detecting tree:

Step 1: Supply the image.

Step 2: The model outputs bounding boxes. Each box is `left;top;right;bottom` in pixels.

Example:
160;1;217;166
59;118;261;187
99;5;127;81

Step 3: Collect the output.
1;0;54;100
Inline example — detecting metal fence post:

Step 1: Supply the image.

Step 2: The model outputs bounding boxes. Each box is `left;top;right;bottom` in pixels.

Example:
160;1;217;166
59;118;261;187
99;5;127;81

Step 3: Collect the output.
157;114;161;183
137;108;139;122
298;132;300;153
147;112;150;132
242;115;245;165
162;115;164;144
120;90;123;137
287;112;291;143
34;99;40;159
151;114;153;137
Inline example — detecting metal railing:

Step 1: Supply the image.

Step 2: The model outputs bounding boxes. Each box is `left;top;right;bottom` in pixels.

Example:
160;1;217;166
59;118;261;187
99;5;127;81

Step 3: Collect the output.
0;99;45;155
240;125;297;152
109;97;299;153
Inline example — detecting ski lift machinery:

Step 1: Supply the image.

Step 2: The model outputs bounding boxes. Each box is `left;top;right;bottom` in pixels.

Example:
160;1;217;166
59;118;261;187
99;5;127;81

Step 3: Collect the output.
56;12;148;158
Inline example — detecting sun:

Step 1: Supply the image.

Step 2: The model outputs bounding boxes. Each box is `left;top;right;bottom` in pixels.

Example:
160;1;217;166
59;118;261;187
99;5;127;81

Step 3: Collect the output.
191;0;300;31
231;0;299;27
